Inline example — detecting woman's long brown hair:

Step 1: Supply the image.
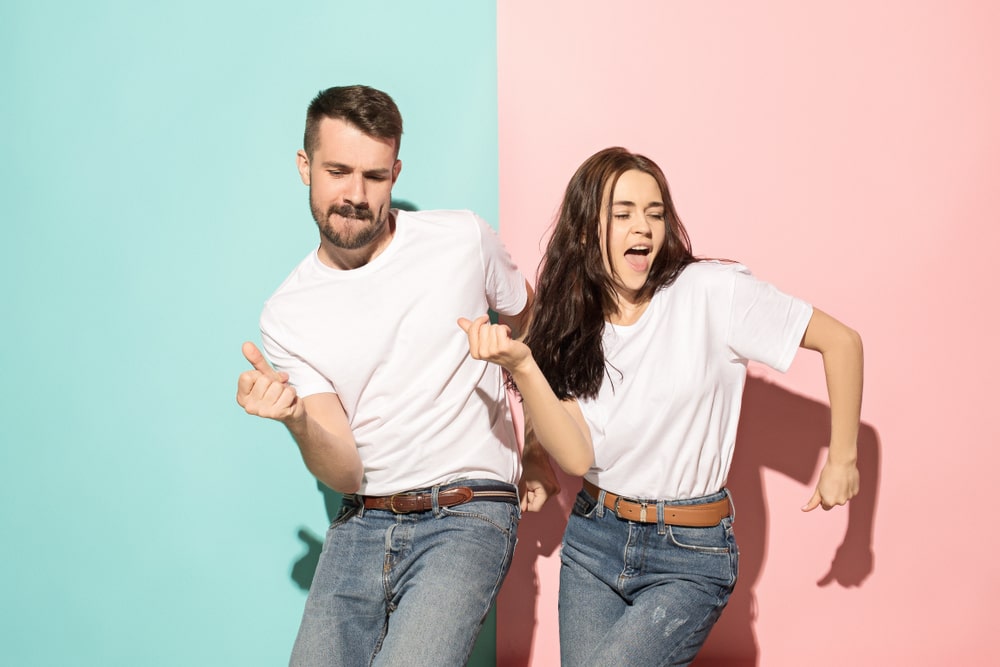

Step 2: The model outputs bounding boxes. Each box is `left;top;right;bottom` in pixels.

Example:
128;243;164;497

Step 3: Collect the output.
523;147;696;400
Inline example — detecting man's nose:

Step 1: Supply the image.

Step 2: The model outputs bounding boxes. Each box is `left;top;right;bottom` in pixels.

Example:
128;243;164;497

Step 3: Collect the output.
343;173;367;207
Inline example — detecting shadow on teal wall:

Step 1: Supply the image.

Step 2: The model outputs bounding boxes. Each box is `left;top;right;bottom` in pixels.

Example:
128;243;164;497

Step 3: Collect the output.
0;1;500;665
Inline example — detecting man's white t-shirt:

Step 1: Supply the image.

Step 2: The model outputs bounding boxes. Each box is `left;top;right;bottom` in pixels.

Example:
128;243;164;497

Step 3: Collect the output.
578;261;813;500
260;209;528;496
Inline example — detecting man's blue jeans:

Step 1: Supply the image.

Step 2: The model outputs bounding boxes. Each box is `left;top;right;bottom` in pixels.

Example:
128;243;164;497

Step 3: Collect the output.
289;479;520;667
558;487;738;667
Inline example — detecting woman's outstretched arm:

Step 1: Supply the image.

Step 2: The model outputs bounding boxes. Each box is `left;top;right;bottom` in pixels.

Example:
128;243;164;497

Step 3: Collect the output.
799;307;864;511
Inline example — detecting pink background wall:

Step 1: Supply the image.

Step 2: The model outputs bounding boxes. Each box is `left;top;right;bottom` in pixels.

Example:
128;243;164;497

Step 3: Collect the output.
495;1;1000;664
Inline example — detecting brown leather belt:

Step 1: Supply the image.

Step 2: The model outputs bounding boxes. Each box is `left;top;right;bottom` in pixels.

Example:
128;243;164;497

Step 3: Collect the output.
362;485;518;514
583;480;731;527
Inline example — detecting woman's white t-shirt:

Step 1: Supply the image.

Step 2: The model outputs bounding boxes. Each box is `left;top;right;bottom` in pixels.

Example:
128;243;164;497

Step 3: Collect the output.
578;261;813;500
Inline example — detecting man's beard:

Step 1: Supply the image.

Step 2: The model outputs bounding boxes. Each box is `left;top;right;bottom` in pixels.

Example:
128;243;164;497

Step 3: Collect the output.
311;195;387;250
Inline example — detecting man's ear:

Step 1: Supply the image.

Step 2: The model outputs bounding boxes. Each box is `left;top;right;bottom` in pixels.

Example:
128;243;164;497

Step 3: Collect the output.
392;159;402;184
296;149;311;186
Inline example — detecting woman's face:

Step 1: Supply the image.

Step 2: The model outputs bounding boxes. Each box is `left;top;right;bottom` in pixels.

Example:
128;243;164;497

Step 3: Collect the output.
598;169;667;303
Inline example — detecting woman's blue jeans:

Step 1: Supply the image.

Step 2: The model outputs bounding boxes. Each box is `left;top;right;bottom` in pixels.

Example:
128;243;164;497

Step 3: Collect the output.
289;479;520;667
558;487;738;667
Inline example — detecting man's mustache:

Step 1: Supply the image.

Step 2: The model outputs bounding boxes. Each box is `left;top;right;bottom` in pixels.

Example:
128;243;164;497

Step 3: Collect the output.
327;203;374;221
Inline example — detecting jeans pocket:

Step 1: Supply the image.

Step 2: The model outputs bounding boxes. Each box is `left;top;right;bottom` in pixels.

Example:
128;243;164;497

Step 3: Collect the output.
329;502;359;530
667;523;731;554
571;490;599;519
441;501;518;535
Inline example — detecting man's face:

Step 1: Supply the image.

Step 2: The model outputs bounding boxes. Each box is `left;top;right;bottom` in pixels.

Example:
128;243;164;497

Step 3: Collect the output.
297;117;401;256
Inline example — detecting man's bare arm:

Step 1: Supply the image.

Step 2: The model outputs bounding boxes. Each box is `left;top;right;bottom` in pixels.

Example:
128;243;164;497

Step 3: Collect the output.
237;342;363;493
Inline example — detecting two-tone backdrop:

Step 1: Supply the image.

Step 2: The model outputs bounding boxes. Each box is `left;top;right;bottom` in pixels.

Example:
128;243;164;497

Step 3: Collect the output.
3;1;997;665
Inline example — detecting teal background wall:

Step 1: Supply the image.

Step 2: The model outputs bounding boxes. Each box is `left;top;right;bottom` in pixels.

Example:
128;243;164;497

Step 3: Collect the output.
0;1;500;665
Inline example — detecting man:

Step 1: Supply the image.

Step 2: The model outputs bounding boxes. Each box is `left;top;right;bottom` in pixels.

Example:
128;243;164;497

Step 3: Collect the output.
236;85;553;666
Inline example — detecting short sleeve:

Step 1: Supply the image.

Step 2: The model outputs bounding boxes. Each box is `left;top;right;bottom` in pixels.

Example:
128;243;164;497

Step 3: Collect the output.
474;213;527;316
726;265;813;372
260;305;336;398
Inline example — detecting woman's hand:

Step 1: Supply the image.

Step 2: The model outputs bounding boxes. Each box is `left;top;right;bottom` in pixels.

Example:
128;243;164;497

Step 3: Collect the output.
458;315;532;374
802;458;860;511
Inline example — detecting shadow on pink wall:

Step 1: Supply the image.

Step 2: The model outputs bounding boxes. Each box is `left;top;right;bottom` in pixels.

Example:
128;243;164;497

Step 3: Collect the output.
497;376;881;666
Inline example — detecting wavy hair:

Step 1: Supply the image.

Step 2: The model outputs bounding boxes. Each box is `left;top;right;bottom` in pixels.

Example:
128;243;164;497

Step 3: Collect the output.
523;147;696;400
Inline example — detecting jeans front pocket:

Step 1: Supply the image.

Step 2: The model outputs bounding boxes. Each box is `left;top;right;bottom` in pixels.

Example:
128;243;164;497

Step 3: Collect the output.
664;518;738;589
667;522;731;554
571;489;599;519
441;499;519;536
329;499;360;531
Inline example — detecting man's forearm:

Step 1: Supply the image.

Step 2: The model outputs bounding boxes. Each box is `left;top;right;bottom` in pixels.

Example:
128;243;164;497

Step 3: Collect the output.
285;412;364;493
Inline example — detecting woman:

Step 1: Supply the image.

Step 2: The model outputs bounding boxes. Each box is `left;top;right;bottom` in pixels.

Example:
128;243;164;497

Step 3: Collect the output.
459;146;862;666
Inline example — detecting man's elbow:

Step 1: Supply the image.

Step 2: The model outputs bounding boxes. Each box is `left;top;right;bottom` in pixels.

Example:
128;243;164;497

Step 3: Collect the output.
505;280;535;338
559;454;595;478
337;476;363;495
313;467;363;495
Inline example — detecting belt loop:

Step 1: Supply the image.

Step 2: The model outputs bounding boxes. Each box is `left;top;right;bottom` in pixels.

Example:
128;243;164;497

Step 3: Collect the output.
724;488;735;524
431;485;441;516
655;500;666;535
596;489;607;518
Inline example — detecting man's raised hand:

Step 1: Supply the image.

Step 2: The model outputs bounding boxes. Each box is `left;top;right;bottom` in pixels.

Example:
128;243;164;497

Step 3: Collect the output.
237;342;304;423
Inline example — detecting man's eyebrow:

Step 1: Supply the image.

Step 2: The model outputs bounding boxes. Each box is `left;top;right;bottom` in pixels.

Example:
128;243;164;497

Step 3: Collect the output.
319;162;392;177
